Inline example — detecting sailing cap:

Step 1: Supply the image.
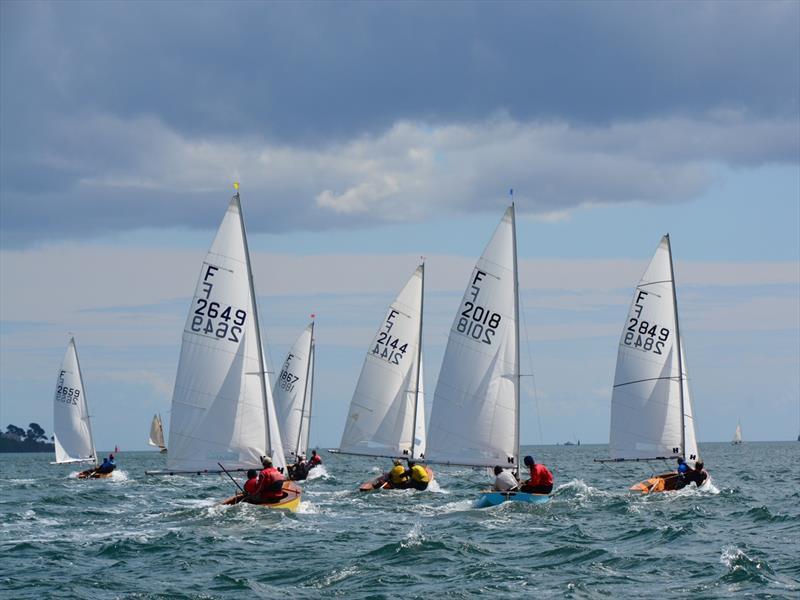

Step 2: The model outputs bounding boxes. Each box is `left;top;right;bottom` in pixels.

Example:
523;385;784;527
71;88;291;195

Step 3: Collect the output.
523;455;534;466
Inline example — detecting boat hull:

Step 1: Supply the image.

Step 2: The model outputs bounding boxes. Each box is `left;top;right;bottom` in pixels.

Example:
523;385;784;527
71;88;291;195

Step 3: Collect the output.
474;491;551;508
220;481;302;512
77;469;113;479
359;466;434;492
630;471;684;494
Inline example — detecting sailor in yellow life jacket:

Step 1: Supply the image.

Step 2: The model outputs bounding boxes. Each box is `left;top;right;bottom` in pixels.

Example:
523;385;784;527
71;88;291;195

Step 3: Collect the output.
388;459;409;487
405;461;430;491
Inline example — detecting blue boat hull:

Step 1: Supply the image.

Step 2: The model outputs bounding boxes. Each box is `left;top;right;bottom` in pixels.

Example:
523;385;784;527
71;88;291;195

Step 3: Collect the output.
474;491;551;508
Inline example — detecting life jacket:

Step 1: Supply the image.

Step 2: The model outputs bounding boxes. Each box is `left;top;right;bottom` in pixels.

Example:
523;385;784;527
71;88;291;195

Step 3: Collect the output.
409;465;430;483
389;465;408;485
257;466;285;499
309;454;322;465
527;463;553;487
243;477;259;495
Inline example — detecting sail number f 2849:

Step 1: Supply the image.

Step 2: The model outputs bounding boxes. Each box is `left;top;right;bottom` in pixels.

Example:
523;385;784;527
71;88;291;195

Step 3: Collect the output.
189;264;247;342
455;269;502;345
624;290;670;354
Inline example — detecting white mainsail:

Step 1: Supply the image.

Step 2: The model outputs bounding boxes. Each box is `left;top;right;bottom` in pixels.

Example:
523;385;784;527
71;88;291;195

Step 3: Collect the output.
166;193;282;472
608;235;700;466
274;322;315;459
426;206;519;469
733;421;743;444
53;338;97;464
148;414;166;450
339;264;426;458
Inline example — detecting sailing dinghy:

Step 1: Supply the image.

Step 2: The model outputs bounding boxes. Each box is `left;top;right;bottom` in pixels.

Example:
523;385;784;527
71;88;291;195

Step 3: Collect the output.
335;263;432;491
148;185;299;511
52;337;108;477
598;235;707;494
274;321;317;480
732;421;743;445
148;414;167;452
425;205;549;508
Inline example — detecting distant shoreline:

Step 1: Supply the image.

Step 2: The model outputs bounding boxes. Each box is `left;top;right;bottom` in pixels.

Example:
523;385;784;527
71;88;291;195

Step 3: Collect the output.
0;438;55;453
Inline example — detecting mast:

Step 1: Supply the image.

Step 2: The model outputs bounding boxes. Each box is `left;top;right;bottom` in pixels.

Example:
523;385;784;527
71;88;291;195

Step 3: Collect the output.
296;320;315;457
233;184;272;457
665;234;686;458
511;203;520;474
72;337;98;464
411;261;425;459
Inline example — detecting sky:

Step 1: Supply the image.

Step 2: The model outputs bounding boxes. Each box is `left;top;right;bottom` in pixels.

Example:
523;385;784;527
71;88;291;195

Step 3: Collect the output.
1;1;798;452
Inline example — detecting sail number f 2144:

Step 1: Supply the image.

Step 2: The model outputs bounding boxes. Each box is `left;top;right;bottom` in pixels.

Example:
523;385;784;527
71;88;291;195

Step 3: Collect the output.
189;264;247;342
372;309;410;365
455;269;502;345
624;289;670;354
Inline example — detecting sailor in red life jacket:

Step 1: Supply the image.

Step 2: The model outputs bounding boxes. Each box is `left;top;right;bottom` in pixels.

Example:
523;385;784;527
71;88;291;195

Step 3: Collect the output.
308;449;322;468
520;455;553;494
255;456;285;503
243;469;259;497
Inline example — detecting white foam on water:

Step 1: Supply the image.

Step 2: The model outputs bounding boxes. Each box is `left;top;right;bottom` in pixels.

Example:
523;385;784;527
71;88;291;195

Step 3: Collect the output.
315;565;360;588
398;521;424;550
306;465;330;480
425;479;448;494
296;500;324;515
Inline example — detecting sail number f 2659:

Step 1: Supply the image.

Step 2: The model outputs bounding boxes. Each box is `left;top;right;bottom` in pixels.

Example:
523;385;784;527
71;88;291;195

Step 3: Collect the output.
455;269;502;345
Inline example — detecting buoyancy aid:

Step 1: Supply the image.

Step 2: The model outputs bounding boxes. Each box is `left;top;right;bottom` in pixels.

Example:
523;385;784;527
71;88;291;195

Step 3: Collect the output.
527;463;553;487
243;477;259;495
257;466;285;499
409;464;430;483
388;465;408;485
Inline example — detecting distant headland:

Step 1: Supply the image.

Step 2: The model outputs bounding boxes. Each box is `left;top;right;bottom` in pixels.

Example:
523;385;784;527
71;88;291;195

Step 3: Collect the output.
0;423;55;453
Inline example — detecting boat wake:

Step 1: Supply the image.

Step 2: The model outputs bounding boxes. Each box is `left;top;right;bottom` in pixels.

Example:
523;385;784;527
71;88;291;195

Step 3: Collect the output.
306;465;331;480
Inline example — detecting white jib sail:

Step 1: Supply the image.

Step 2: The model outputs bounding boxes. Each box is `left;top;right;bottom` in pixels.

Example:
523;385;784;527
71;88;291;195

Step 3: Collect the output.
166;195;273;472
609;235;696;464
148;414;166;449
413;359;426;458
274;322;314;459
426;206;518;469
339;265;424;458
53;338;97;464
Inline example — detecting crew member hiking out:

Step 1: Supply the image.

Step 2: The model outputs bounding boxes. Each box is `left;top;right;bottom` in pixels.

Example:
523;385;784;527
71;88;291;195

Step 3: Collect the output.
520;455;553;494
405;461;430;491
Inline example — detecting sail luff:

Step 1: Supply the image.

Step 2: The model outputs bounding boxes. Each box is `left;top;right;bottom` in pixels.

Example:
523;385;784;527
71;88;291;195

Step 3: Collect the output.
665;233;686;459
296;321;315;457
304;341;315;456
511;203;520;472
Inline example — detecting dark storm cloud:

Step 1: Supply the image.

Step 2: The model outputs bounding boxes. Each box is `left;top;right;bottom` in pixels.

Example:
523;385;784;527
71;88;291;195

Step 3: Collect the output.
1;1;798;246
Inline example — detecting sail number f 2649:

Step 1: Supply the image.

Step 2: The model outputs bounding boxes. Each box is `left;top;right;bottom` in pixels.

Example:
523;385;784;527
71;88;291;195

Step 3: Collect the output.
455;269;502;345
189;264;247;342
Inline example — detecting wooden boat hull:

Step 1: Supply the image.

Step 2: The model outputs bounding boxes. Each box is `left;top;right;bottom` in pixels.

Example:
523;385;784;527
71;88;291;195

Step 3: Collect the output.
77;469;113;479
220;481;302;512
630;471;683;494
474;491;551;508
359;466;434;492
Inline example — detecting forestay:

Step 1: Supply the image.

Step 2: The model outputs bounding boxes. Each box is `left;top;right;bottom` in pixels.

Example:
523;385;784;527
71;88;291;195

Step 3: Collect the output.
609;235;699;466
167;195;281;472
274;322;314;459
339;265;425;458
426;206;518;469
53;338;97;464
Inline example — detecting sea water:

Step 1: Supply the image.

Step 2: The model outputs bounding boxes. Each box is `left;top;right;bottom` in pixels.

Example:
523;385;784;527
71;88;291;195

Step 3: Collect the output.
1;442;798;598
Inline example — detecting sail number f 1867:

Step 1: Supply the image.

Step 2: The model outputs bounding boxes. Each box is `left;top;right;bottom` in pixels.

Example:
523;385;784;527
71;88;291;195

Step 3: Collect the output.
455;269;502;345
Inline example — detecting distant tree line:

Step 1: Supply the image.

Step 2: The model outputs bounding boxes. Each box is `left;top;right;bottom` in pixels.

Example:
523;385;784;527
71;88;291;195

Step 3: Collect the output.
0;422;55;452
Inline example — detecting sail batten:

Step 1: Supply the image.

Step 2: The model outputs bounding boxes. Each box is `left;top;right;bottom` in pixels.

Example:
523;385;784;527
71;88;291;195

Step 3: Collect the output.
339;265;425;458
53;338;97;464
426;206;518;469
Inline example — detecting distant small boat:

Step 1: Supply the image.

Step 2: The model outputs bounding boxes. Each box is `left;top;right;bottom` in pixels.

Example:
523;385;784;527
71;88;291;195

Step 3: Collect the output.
732;421;743;445
148;414;167;453
52;337;98;467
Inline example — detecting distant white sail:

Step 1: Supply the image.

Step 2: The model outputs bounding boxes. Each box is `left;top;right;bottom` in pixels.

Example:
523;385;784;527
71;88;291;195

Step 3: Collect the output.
609;235;700;466
274;322;314;459
426;206;519;469
339;265;425;458
733;421;743;444
167;194;280;472
53;338;97;464
148;414;166;450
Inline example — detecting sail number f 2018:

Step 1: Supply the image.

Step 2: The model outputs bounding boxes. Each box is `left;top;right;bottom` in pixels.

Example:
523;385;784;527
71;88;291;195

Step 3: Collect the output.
456;269;502;345
189;264;247;342
624;290;670;354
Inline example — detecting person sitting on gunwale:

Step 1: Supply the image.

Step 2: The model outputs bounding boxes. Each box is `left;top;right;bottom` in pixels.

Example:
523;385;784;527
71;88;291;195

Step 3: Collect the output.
388;459;409;487
308;450;322;468
288;455;310;481
685;460;708;487
97;454;116;474
519;455;553;494
254;456;285;503
404;461;430;491
493;466;519;491
243;469;259;496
